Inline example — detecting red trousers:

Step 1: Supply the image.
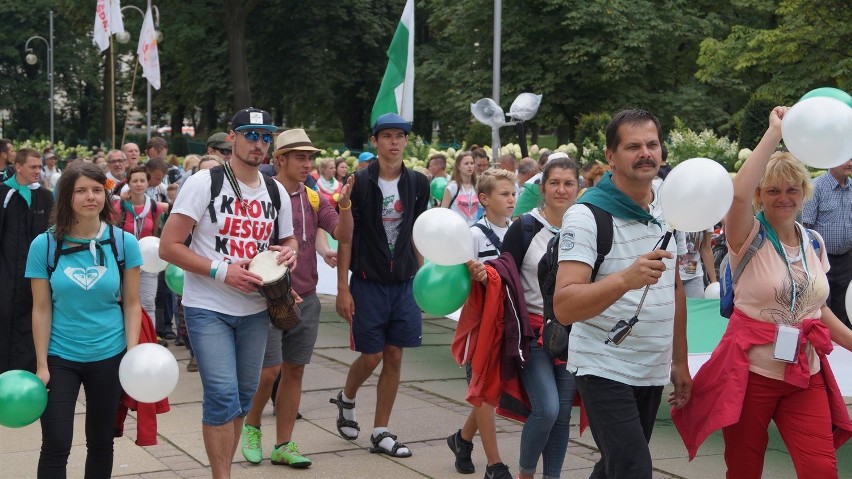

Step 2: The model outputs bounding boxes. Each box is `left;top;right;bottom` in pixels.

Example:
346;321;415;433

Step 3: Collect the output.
723;371;837;479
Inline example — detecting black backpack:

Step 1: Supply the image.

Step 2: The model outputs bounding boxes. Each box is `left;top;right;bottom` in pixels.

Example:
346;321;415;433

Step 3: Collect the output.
536;204;613;360
472;223;503;259
186;165;282;245
45;225;127;307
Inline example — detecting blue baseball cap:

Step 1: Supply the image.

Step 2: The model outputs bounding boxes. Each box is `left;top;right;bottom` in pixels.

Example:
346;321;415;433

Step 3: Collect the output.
357;152;377;163
371;113;412;136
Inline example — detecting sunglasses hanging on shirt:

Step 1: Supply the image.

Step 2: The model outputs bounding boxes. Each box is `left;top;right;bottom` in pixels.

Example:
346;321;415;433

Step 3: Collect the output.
605;230;673;346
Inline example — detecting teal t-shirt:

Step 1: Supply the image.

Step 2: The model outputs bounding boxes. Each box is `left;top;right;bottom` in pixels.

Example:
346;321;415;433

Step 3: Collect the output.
25;227;143;362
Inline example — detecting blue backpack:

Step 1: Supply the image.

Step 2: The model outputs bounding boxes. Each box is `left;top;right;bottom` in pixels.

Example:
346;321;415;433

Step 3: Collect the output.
719;224;820;318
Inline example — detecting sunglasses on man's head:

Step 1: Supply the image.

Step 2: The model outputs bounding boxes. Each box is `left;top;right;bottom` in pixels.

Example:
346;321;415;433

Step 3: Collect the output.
238;130;273;144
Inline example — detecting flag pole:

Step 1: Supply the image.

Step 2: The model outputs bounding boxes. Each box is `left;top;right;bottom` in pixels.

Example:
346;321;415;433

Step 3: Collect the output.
110;32;116;148
121;59;140;148
491;0;502;160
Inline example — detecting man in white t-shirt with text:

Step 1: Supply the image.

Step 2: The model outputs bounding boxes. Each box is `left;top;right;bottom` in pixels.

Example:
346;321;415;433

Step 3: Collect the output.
159;108;297;479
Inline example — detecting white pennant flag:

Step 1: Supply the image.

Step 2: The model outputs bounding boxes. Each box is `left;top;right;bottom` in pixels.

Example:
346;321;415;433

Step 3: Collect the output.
136;7;161;90
93;0;124;52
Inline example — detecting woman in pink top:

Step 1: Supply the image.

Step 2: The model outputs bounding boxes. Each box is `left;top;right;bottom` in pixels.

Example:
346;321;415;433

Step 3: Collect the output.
114;166;167;322
673;107;852;478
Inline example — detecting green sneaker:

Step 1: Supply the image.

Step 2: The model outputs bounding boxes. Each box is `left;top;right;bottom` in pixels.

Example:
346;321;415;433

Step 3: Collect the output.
240;424;263;464
270;441;312;468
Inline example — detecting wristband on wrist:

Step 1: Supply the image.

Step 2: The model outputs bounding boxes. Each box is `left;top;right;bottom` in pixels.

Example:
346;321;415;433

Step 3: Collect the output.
209;260;219;279
214;261;229;283
338;200;352;211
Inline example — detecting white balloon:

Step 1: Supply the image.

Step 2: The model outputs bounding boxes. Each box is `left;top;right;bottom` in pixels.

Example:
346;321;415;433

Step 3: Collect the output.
704;282;721;299
660;158;733;232
138;236;167;273
782;97;852;169
119;343;179;403
413;208;474;266
845;282;852;322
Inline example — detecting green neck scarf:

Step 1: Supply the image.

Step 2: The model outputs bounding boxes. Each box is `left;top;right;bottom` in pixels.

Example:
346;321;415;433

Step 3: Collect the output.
577;172;661;227
3;175;32;207
756;211;805;262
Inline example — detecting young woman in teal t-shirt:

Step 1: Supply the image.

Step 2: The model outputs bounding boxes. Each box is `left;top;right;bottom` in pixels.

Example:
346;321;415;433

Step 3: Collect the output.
26;163;143;478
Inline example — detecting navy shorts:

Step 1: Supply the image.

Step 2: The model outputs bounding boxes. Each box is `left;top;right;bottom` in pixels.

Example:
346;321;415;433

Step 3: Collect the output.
350;275;422;353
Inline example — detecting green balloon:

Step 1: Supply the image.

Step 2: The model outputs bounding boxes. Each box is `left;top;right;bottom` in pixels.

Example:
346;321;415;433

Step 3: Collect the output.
430;177;448;202
799;87;852;108
165;264;185;296
413;262;472;316
0;370;48;428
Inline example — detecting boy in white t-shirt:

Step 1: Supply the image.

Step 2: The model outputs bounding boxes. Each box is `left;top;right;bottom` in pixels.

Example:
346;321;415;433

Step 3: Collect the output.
447;169;517;479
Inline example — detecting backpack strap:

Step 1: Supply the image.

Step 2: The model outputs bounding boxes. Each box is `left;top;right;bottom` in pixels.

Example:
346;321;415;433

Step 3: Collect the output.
731;224;766;284
148;197;160;237
46;232;60;278
584;204;614;282
263;175;281;245
447;182;462;208
804;227;822;257
472;222;502;257
305;187;320;213
520;213;538;253
45;225;125;280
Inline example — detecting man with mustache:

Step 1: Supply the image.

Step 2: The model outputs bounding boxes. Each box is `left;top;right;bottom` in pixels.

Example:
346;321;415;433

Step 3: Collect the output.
553;109;692;478
159;108;297;479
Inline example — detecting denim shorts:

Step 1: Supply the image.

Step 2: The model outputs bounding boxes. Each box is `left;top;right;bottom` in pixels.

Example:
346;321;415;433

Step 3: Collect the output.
184;306;270;426
349;276;422;354
262;293;321;367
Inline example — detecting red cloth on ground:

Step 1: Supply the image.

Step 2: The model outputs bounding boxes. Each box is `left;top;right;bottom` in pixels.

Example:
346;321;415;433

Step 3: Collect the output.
114;308;171;446
672;308;852;460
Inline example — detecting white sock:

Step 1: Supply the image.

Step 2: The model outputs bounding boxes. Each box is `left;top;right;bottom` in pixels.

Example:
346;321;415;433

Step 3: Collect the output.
341;392;356;421
339;392;358;438
373;427;410;455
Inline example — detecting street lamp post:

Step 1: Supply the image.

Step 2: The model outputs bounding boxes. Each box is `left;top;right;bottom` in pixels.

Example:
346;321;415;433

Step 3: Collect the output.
24;10;55;145
116;2;161;142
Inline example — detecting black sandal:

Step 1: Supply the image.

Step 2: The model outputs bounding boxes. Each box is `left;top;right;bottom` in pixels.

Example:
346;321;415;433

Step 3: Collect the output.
369;431;412;458
329;391;359;440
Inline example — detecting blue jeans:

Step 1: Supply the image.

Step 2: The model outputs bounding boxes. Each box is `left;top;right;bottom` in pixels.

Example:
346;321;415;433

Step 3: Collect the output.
519;342;577;478
184;306;269;426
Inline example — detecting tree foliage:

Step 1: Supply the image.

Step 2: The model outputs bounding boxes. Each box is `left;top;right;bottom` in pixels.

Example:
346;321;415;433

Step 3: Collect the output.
0;0;846;153
696;0;852;101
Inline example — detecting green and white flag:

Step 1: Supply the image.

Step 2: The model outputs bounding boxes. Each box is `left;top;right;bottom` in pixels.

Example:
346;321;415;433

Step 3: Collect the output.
370;0;414;125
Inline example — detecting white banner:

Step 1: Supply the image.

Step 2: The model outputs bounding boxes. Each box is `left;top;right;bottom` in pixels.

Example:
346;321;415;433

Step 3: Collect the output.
136;7;161;90
93;0;124;52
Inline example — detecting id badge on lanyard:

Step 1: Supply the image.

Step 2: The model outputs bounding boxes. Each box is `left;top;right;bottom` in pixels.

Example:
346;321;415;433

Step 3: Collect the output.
773;324;800;363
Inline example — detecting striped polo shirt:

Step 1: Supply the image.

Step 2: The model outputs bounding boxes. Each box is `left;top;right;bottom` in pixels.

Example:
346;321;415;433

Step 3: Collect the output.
559;196;681;386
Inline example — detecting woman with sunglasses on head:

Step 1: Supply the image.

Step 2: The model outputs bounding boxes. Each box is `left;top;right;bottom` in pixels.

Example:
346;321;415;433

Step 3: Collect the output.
673;107;852;478
27;163;143;478
500;155;581;479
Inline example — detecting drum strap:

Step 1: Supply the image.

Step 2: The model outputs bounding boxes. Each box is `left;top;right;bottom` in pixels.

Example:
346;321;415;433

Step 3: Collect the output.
219;162;282;246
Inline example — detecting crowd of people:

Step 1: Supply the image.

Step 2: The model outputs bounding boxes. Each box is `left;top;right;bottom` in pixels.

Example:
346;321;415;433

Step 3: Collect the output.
0;104;850;479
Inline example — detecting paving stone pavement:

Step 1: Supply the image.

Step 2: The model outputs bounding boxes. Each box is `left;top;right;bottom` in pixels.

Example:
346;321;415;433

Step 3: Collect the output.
1;295;849;478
